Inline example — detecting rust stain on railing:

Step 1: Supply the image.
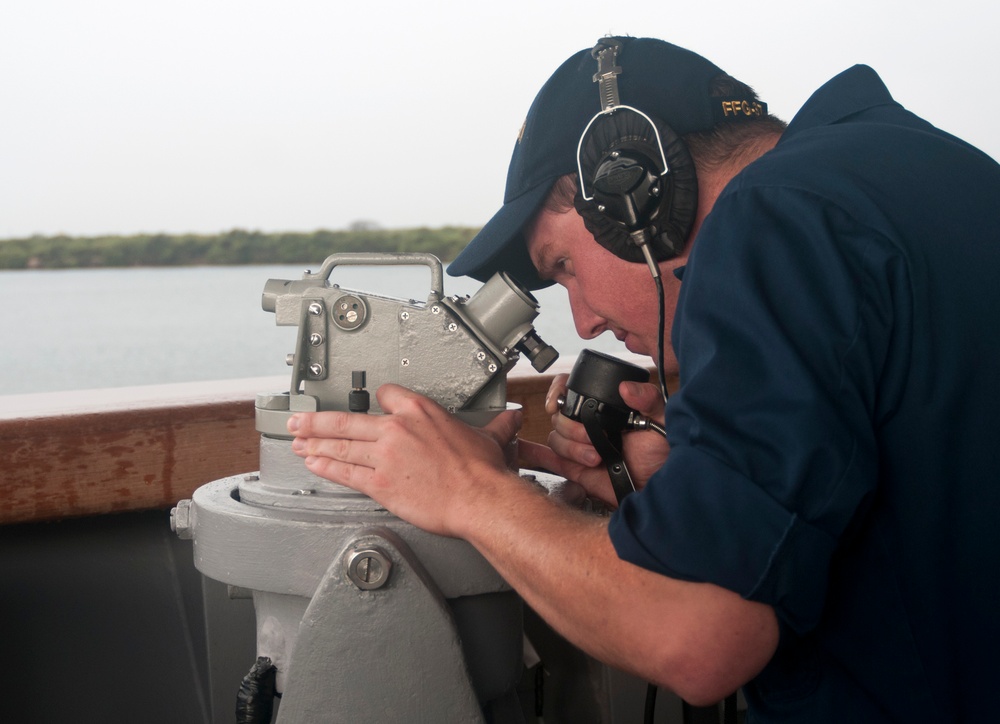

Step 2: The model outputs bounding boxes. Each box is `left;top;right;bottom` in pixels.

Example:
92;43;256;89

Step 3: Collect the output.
1;401;258;525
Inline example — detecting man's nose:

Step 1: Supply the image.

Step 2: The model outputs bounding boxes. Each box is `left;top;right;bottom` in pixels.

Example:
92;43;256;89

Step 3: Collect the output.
568;290;607;340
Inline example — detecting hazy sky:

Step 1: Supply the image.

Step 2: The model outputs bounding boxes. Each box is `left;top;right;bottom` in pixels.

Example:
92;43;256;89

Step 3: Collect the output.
2;0;996;239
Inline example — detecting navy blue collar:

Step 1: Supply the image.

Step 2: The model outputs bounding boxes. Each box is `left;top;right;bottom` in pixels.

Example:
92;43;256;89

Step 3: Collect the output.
782;65;899;143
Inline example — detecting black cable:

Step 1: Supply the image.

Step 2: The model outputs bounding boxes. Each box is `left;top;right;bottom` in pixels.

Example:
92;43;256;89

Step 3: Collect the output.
644;683;657;724
723;693;738;724
534;665;544;717
235;656;277;724
641;246;671;724
636;238;669;405
654;273;669;404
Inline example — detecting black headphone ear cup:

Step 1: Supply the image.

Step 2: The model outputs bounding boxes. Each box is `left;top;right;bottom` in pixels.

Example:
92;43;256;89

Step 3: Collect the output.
576;111;698;263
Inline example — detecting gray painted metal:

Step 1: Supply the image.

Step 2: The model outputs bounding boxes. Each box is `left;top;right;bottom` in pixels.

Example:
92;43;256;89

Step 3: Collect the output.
188;475;508;602
275;529;484;723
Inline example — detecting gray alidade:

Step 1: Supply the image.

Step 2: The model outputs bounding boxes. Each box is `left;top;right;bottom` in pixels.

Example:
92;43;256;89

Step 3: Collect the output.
171;253;558;723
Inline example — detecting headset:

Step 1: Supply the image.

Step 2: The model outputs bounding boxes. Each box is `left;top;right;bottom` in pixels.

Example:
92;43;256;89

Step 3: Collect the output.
575;37;699;273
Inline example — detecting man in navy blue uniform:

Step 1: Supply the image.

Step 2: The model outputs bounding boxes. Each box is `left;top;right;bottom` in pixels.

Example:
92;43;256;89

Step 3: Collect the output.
287;36;1000;721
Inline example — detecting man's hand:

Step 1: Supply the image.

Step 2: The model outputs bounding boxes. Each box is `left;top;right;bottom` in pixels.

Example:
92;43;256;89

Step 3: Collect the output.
518;374;670;506
287;383;522;538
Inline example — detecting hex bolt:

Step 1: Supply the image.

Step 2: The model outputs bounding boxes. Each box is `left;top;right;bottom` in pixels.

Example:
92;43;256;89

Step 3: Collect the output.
309;333;324;346
308;302;323;316
170;499;193;540
346;547;392;590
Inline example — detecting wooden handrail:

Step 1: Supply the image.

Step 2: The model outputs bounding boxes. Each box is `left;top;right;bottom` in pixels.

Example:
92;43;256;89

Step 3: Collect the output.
0;360;605;526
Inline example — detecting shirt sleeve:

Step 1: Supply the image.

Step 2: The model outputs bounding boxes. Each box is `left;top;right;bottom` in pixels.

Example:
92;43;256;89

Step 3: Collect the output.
608;182;901;634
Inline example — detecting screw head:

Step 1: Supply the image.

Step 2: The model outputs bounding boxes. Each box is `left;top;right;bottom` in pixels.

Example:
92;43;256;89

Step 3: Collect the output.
309;333;324;346
308;302;323;316
346;547;392;590
309;362;324;377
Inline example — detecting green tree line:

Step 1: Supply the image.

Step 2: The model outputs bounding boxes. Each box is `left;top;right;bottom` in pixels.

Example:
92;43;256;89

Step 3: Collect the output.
0;227;481;270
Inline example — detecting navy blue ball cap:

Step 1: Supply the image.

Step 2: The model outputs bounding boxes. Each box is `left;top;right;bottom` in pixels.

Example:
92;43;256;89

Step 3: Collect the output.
451;179;554;292
449;36;745;290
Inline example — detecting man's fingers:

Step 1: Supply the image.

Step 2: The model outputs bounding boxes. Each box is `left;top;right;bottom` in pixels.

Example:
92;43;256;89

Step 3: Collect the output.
484;408;522;447
518;439;572;478
519;439;618;507
519;437;595;479
287;410;378;440
544;374;570;415
547;426;602;467
302;454;375;494
620;380;666;420
551;411;595;445
292;435;376;468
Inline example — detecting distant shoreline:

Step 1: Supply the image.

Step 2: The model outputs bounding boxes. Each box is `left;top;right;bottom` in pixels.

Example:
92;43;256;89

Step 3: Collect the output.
0;226;480;270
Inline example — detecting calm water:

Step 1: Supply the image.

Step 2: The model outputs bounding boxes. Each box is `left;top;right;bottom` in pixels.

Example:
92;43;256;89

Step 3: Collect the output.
0;264;625;396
